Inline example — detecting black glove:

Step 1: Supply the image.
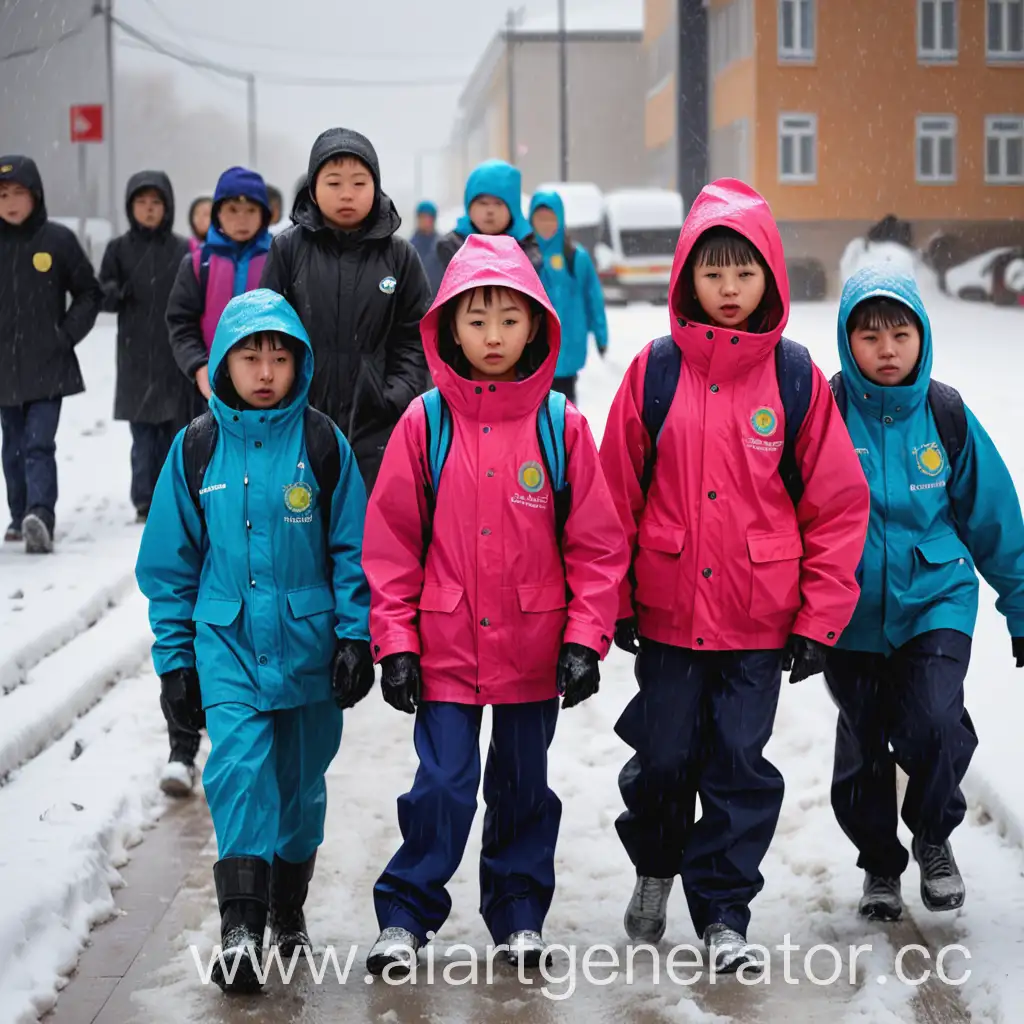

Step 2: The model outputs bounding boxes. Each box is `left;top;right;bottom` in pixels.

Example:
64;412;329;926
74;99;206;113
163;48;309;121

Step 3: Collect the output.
380;652;421;714
781;634;829;684
597;345;608;359
331;638;375;710
557;642;600;710
614;617;641;656
1013;637;1024;668
160;668;204;733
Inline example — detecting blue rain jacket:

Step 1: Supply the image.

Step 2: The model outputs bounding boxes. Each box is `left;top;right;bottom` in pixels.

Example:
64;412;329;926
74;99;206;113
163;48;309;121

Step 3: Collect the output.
454;160;531;241
136;288;370;710
835;267;1024;653
529;190;608;378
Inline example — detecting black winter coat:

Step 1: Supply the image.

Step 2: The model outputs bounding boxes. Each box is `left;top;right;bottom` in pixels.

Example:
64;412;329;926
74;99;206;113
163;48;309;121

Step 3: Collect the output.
260;128;431;489
99;170;194;424
436;229;541;274
0;156;101;407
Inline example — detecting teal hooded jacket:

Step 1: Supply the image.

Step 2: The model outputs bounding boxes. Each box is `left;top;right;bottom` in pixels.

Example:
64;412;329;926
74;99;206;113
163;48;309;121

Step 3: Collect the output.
454;160;531;240
135;288;370;710
835;267;1024;653
529;190;608;378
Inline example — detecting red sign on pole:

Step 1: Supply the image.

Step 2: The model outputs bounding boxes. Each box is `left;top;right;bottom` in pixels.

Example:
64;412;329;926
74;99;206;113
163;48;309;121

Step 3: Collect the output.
70;105;104;143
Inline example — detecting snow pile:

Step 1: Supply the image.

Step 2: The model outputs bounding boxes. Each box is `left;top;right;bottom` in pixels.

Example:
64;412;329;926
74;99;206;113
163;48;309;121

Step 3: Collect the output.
945;247;1014;298
839;238;918;285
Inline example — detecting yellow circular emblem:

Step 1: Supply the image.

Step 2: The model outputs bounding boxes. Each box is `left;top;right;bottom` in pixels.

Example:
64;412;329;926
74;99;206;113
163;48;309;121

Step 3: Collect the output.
33;252;53;272
0;165;13;173
518;460;545;493
550;253;565;271
915;443;945;476
284;482;313;513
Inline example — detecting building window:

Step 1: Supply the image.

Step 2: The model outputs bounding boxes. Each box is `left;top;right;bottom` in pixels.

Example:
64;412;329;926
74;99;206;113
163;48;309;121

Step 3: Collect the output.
986;116;1024;182
916;116;957;183
987;0;1024;59
778;114;817;182
778;0;815;61
918;0;958;60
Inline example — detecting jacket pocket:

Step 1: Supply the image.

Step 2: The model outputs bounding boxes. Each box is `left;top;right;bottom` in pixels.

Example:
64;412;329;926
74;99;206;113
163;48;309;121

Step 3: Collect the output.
284;584;336;679
192;596;243;626
419;583;465;613
634;521;686;610
747;531;803;621
514;582;568;676
915;531;972;568
286;583;335;619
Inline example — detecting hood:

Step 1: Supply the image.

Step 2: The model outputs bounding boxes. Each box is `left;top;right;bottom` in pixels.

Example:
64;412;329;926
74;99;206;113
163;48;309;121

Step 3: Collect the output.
667;178;790;379
416;200;438;218
528;190;567;268
0;155;47;231
213;166;270;229
207;288;313;428
291;128;401;242
125;170;174;235
420;233;561;421
455;160;530;241
837;266;933;419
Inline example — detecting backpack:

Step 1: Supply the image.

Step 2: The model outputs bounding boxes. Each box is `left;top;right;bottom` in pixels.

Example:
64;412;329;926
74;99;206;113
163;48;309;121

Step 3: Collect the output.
182;407;341;536
420;387;571;539
192;245;211;297
641;335;814;505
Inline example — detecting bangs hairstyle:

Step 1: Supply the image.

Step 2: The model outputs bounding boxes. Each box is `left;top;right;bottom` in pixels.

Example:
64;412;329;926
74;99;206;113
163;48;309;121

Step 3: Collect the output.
235;330;301;354
690;226;768;269
438;285;550;379
846;297;923;337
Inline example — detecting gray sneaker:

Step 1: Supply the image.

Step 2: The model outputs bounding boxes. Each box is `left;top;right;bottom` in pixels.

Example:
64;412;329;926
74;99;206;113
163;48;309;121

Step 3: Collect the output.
624;875;674;943
704;922;759;974
504;929;550;969
912;836;965;911
366;926;420;976
23;513;53;554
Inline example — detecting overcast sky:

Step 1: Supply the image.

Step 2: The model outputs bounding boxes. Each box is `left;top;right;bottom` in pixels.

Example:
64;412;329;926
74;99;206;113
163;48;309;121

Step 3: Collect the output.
113;0;582;212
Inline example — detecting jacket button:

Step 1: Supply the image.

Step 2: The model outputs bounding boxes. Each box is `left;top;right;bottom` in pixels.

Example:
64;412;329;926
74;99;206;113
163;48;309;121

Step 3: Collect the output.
705;330;713;340
710;384;719;393
883;415;893;425
255;440;263;448
731;336;739;345
246;520;252;529
696;637;704;646
489;384;497;392
258;654;268;665
483;426;491;434
250;579;256;587
374;644;380;654
259;416;266;423
708;491;716;500
480;617;490;626
677;317;686;326
481;527;491;535
475;386;482;394
702;567;712;578
827;631;835;640
486;469;495;478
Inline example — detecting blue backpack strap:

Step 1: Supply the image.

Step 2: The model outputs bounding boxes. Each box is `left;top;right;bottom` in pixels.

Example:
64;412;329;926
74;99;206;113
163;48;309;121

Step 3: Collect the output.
537;391;570;543
774;337;813;507
420;388;452;498
829;371;848;418
640;335;681;493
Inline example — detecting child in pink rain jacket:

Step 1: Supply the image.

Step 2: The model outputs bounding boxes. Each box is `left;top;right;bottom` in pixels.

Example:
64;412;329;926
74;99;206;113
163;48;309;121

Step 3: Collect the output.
600;179;869;971
361;233;628;974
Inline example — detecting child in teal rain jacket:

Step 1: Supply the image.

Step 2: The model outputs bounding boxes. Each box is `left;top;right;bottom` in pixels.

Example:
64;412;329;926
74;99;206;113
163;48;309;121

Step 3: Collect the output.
528;190;608;404
135;288;373;994
824;266;1024;924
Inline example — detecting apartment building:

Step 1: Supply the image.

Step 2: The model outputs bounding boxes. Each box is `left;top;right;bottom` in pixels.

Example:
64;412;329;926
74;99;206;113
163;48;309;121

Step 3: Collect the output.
646;0;1024;287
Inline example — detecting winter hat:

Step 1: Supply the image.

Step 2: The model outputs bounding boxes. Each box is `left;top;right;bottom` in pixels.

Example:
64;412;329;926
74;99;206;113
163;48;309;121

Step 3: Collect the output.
416;200;438;219
212;166;270;227
306;128;381;194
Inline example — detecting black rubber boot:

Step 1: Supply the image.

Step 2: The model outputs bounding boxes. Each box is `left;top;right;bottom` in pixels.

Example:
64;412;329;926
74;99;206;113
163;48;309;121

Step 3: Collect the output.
211;856;271;993
269;852;316;958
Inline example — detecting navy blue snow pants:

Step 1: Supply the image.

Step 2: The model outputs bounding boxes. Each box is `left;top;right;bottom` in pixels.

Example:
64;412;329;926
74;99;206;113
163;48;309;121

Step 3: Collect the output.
615;640;784;937
824;629;976;878
373;699;561;944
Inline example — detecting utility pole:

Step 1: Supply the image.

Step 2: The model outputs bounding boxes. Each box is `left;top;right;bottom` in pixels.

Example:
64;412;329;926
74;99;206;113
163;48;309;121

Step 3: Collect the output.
246;74;258;168
103;0;117;230
558;0;568;181
506;7;517;164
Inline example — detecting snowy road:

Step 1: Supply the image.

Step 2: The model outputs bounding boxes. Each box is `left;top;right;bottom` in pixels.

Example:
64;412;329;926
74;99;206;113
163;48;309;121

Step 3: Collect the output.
3;284;1024;1023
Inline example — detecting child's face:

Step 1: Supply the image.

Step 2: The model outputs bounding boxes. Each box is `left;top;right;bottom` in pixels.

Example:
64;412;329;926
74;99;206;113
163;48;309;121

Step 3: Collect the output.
531;207;559;240
226;334;297;408
132;188;165;229
469;195;512;235
269;197;282;224
849;321;922;386
693;259;767;330
451;287;540;383
191;199;212;239
0;183;34;226
416;211;436;235
218;198;263;242
314;157;375;229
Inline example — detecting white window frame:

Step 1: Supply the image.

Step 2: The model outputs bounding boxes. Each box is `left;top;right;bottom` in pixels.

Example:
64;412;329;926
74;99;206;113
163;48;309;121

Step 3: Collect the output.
778;113;818;183
985;116;1024;183
916;115;958;184
918;0;959;61
778;0;815;62
987;0;1024;60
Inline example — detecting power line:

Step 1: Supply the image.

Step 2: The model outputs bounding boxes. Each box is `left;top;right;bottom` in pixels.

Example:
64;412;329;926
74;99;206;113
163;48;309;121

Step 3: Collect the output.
0;13;96;63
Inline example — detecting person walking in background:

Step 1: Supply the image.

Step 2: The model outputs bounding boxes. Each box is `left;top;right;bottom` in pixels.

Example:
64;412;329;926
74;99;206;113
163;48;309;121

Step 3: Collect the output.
528;190;608;404
167;167;273;414
187;195;212;256
267;184;289;236
0;156;101;554
409;199;443;296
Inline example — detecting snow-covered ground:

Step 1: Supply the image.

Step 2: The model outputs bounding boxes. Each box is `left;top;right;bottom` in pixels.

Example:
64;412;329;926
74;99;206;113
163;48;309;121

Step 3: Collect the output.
2;288;1024;1023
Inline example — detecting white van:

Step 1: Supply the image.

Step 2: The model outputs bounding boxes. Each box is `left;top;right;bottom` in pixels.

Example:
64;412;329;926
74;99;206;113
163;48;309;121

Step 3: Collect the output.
593;189;684;304
533;181;605;255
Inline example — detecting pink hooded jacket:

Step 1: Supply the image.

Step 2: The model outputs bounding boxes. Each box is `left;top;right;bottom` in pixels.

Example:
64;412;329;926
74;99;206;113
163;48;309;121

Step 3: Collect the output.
600;179;869;652
363;234;629;705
